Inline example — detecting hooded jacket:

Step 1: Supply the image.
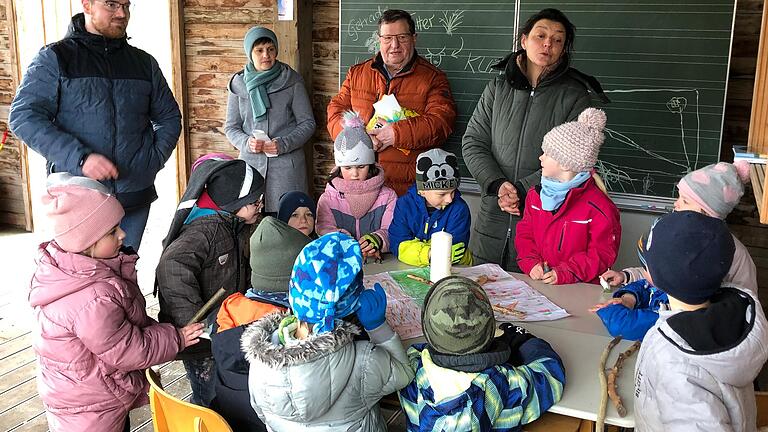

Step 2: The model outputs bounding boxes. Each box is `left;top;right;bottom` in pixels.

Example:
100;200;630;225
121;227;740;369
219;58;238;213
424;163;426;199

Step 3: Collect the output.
225;63;316;212
242;311;415;432
316;167;397;252
634;285;768;431
398;338;565;432
462;50;608;271
514;176;621;285
29;241;181;432
327;54;456;196
9;13;181;210
388;185;472;266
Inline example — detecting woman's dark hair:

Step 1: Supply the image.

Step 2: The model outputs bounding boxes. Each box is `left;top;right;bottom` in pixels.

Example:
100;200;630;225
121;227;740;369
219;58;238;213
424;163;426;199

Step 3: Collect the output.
253;36;276;47
518;8;576;61
378;9;416;35
327;164;380;184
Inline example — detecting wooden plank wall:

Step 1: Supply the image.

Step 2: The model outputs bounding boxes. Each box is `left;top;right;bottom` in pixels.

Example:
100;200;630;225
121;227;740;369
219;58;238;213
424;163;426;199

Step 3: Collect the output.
0;0;26;229
182;0;276;165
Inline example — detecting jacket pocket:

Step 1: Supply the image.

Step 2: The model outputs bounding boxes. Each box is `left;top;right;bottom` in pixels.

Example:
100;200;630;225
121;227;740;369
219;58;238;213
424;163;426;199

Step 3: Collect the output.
559;220;590;252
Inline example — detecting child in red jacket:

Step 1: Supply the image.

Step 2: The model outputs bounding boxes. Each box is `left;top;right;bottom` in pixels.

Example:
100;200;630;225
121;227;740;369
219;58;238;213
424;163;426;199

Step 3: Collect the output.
515;108;621;285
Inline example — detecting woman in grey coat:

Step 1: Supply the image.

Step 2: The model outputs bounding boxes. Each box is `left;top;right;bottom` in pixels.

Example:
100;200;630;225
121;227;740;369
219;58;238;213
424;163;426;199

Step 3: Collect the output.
225;26;316;214
462;8;608;272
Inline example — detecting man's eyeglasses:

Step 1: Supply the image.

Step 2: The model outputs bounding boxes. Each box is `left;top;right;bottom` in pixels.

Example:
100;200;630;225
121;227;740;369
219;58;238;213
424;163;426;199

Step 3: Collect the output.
378;33;413;44
96;0;131;13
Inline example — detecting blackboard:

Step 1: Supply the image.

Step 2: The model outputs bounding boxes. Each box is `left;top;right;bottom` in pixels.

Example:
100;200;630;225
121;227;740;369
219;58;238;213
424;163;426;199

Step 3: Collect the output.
339;1;737;205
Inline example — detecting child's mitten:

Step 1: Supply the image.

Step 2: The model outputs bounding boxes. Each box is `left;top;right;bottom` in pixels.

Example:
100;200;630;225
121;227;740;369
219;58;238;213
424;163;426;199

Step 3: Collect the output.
356;283;387;331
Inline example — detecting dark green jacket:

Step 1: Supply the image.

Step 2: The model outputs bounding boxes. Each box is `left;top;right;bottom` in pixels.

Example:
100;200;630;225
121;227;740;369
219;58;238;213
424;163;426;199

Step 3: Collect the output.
462;50;608;271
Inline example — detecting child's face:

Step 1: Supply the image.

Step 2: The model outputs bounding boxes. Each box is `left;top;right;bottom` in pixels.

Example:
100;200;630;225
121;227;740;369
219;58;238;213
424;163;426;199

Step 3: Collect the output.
419;189;455;210
236;198;263;224
288;206;315;236
539;152;563;178
88;225;125;259
673;190;707;214
340;165;369;181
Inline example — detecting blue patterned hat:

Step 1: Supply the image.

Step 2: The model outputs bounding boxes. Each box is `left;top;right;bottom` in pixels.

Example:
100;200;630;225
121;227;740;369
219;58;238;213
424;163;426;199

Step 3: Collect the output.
289;232;364;333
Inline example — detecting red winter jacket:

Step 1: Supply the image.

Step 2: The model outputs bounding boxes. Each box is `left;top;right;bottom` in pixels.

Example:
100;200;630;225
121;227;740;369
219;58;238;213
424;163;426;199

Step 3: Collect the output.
514;176;621;285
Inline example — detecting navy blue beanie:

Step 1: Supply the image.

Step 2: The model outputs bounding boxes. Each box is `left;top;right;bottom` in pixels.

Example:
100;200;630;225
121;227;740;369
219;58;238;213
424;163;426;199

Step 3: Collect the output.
644;211;734;305
277;191;316;224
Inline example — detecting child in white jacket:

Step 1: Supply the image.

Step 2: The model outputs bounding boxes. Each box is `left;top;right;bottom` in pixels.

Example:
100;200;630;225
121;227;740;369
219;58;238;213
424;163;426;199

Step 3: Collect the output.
242;232;414;431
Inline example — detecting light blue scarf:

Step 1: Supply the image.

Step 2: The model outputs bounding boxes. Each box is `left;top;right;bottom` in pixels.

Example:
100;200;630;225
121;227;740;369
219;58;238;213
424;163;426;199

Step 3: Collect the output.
540;171;591;211
244;62;281;121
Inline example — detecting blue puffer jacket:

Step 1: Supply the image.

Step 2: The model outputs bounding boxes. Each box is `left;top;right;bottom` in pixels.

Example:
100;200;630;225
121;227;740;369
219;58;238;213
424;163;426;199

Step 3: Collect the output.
9;13;181;209
596;279;668;341
388;184;471;264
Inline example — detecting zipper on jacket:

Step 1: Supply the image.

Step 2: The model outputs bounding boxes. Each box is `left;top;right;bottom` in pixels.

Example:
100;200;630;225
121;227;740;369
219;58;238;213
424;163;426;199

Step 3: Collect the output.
104;37;118;195
558;222;566;251
513;89;536;179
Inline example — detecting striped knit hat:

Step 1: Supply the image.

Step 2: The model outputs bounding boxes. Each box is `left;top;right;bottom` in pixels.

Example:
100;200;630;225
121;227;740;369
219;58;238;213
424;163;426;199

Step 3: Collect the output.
542;108;607;172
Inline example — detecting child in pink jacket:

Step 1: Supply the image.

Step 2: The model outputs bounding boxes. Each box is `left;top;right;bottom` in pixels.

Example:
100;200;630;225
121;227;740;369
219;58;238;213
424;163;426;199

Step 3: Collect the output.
29;173;203;432
515;108;621;285
316;111;397;261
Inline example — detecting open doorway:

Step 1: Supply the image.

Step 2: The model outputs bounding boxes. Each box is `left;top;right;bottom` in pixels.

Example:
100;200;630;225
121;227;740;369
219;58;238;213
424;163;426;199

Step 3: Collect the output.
14;0;177;288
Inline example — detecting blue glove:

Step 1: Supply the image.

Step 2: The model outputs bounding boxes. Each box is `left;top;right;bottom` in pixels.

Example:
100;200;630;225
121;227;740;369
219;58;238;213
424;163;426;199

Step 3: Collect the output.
356;283;387;331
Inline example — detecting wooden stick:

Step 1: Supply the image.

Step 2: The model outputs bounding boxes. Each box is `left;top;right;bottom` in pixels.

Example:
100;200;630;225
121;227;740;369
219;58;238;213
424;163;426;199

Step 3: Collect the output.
186;287;228;325
491;303;526;319
406;273;433;285
607;341;641;417
597;336;622;432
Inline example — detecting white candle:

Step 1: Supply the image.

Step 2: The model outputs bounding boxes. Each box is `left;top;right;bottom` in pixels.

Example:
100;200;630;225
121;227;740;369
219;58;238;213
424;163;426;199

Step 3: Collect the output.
430;231;453;283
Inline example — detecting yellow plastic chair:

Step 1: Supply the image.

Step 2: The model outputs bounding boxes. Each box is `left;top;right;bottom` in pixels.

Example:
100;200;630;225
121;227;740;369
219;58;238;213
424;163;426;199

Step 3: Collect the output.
145;369;233;432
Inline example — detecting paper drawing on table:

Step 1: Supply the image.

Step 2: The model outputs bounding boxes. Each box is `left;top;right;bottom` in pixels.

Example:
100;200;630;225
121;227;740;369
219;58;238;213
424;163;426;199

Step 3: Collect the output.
364;272;423;339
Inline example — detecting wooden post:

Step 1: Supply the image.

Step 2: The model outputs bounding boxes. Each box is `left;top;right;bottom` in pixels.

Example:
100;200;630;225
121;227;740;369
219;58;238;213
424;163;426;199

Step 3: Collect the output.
749;0;768;155
274;0;314;192
169;0;189;199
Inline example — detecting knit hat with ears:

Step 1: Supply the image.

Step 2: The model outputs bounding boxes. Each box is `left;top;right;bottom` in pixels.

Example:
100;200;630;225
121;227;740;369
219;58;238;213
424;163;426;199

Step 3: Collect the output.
334;111;376;167
542;108;607;172
416;148;461;191
43;173;125;253
677;160;750;220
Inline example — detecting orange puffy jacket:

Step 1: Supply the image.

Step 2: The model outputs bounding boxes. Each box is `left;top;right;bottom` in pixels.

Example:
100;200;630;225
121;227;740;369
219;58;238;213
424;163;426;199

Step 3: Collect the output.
327;54;456;196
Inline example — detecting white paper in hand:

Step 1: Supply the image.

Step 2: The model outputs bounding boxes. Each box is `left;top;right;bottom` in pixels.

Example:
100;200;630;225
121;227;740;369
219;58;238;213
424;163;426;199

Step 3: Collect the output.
252;129;277;157
372;94;402;120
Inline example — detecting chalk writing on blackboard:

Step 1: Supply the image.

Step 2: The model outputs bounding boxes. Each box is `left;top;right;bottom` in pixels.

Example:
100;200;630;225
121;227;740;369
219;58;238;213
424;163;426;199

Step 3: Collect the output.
597;88;701;196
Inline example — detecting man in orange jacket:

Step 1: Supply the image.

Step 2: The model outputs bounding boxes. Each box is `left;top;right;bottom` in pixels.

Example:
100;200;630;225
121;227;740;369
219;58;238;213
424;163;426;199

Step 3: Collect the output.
327;9;456;196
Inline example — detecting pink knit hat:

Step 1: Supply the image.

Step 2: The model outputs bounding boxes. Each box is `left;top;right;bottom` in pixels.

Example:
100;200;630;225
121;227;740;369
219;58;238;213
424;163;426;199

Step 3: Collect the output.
542;108;607;172
43;173;125;253
677;160;750;219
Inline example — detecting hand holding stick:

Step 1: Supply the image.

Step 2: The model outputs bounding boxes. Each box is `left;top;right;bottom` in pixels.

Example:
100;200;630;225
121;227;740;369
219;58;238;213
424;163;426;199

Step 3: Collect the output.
186;287;228;326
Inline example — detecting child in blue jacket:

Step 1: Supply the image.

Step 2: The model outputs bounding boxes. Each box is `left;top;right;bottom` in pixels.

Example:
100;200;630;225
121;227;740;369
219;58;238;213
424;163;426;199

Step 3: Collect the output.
389;149;472;266
399;276;565;431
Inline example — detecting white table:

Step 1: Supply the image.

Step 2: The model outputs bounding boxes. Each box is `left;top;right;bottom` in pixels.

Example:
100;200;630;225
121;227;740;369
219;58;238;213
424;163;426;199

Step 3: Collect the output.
364;257;636;428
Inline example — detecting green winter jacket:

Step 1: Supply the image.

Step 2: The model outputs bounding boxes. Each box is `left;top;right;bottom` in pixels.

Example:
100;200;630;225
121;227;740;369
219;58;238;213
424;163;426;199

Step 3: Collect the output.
462;50;608;271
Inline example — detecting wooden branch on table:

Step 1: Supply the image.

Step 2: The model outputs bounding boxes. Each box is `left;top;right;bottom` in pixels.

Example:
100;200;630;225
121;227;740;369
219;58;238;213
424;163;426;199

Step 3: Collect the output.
597;336;622;432
607;341;641;417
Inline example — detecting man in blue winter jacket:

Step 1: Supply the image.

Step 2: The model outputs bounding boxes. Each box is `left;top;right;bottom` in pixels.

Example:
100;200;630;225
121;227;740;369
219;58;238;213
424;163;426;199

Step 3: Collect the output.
9;0;181;249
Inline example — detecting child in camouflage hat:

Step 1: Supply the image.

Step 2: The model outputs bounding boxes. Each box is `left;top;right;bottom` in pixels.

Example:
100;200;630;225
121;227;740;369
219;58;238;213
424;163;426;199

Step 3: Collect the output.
389;148;473;266
398;276;566;431
242;232;415;431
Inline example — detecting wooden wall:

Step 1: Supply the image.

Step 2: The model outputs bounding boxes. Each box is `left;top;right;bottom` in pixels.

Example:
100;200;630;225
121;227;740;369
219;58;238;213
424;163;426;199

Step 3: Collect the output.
0;0;26;229
181;0;276;166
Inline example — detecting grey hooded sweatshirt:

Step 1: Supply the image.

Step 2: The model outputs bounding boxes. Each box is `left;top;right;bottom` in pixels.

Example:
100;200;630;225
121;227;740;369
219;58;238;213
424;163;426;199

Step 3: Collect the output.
242;312;414;432
634;285;768;431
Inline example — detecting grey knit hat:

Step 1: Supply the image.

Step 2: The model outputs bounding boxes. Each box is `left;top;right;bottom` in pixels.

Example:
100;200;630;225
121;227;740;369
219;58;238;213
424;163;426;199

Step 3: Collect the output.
416;148;460;191
677;161;750;219
542;108;607;172
334;111;375;167
250;216;311;292
422;276;495;355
